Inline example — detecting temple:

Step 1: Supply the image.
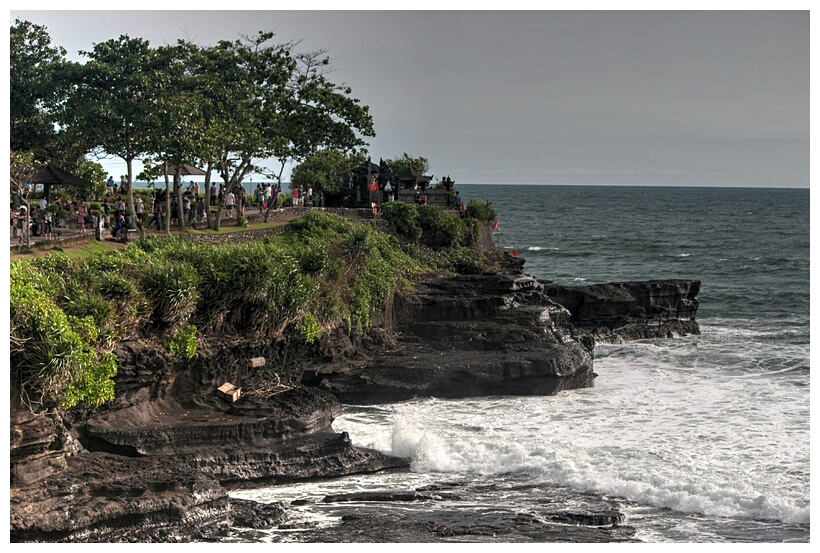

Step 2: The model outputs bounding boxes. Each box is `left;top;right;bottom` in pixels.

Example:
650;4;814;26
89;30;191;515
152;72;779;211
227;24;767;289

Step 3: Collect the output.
333;157;457;209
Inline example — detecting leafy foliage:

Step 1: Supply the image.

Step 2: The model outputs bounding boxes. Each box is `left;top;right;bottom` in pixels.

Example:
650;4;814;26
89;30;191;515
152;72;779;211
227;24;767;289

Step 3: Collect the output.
10;261;116;408
167;324;198;359
10;18;67;156
290;149;363;196
416;205;466;249
382;201;422;241
384;153;431;176
465;199;497;222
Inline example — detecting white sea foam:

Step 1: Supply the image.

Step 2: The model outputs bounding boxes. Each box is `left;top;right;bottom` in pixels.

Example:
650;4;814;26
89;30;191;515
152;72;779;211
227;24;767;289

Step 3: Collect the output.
332;338;810;526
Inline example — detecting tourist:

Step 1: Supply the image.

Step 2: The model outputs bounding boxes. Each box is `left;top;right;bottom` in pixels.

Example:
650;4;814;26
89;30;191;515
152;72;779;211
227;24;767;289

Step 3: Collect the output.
183;194;191;223
107;175;115;195
307;185;314;207
42;209;52;241
101;198;110;229
16;206;28;244
113;213;125;241
210;183;218;207
151;200;163;231
225;190;235;217
170;197;179;227
77;201;88;234
196;196;205;223
134;196;144;225
11;208;17;240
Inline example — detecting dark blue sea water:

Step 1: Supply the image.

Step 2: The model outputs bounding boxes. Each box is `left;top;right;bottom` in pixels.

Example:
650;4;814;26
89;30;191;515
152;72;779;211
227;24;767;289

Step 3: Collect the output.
231;185;810;543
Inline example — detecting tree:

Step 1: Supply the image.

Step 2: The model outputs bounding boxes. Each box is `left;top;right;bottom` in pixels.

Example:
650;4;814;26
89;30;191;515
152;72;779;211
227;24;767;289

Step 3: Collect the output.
385;153;431;177
10;18;67;158
187;33;375;228
59;36;172;241
290;149;363;198
10;151;42;249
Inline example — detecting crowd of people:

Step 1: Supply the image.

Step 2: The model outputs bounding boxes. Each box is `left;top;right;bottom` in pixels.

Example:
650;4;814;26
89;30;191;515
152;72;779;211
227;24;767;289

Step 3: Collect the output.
12;176;468;246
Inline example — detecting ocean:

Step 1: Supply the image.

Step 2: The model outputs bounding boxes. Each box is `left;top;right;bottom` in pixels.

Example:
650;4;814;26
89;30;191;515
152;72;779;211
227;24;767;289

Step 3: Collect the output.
229;185;810;543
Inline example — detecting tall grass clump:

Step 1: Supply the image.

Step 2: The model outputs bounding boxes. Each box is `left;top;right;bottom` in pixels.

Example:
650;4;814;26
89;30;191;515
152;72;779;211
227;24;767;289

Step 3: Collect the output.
10;261;117;408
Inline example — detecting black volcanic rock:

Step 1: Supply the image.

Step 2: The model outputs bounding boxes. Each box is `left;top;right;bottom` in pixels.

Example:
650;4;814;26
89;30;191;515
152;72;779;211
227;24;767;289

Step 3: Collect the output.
9;235;700;542
305;272;596;404
544;279;701;342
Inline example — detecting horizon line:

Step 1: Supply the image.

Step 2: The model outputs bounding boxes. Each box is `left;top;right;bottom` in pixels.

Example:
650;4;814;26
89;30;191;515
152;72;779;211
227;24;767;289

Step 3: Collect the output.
456;182;810;190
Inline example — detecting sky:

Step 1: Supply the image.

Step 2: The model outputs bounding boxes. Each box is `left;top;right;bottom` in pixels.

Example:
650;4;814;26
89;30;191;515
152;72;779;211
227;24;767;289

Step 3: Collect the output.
6;5;811;187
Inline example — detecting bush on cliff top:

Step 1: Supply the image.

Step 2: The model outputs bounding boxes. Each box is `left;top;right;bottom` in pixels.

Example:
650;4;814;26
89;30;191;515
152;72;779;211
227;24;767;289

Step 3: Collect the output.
9;211;435;408
10;261;117;409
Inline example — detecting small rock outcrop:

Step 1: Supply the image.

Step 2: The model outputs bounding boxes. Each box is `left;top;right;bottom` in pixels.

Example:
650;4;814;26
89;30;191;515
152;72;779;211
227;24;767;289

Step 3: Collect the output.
545;279;700;342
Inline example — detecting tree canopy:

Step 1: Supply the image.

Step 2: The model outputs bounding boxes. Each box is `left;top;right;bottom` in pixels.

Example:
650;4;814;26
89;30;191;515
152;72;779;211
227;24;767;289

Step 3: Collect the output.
290;149;364;196
10;20;376;230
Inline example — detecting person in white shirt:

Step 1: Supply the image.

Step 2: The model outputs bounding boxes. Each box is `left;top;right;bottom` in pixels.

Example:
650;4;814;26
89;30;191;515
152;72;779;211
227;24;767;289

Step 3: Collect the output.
134;197;144;224
226;191;235;217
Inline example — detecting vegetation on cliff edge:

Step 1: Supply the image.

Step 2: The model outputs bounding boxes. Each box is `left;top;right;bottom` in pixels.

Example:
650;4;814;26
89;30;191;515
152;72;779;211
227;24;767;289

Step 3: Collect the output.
10;208;495;408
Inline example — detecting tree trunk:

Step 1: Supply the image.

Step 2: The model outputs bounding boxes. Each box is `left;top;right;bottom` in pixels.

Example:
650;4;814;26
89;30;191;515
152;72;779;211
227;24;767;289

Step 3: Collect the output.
174;169;186;231
163;169;171;237
124;160;138;244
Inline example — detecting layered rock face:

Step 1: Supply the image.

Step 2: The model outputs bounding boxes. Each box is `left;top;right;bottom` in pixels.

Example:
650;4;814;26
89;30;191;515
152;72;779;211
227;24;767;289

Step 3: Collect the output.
545;279;700;342
305;272;597;404
10;342;409;542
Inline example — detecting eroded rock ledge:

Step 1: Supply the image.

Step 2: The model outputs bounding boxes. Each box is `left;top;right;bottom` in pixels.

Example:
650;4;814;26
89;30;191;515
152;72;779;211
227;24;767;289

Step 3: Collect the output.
544;279;701;343
305;272;596;404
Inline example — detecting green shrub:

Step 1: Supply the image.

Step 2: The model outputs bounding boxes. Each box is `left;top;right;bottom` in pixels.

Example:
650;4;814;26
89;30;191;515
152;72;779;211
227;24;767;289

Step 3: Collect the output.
140;262;200;329
465;199;497;222
382;201;422;240
299;312;322;343
416;205;466;249
10;263;116;408
167;324;198;359
299;246;330;276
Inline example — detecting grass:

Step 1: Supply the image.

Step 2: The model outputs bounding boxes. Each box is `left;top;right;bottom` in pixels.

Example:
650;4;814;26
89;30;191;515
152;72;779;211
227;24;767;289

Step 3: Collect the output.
11;240;127;261
184;220;288;235
10;215;296;261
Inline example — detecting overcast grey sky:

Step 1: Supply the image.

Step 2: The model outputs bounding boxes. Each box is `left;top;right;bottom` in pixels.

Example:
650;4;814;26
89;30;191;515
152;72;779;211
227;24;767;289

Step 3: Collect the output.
8;9;810;187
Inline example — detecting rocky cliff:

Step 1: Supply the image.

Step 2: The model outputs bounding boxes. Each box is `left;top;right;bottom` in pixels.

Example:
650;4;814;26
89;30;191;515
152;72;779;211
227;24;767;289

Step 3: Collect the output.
9;247;700;542
305;272;596;404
